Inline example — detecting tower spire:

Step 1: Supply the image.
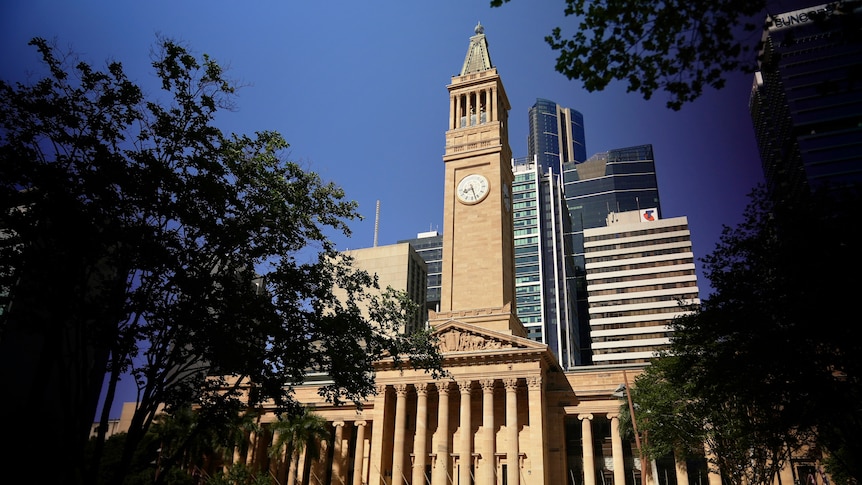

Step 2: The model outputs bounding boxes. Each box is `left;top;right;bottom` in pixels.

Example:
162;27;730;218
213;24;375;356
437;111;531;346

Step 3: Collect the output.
459;22;494;75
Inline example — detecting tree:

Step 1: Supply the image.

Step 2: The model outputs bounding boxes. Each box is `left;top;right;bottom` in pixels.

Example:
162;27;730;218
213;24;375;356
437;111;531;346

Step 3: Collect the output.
491;0;861;109
626;185;862;483
0;37;443;485
268;408;330;485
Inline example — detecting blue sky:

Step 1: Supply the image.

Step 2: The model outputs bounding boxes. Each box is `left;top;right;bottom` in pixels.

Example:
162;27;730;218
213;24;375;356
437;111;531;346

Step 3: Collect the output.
2;1;765;417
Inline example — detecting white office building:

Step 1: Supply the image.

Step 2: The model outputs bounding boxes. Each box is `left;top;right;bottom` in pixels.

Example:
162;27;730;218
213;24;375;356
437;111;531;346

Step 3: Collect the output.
584;210;700;364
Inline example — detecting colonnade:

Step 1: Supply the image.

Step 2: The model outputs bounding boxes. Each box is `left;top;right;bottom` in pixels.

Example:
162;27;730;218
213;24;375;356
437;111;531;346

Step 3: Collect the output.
367;376;538;485
450;85;499;129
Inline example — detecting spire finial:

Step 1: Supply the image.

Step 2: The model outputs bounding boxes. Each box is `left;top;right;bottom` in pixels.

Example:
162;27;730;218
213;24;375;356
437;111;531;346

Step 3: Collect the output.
475;21;484;35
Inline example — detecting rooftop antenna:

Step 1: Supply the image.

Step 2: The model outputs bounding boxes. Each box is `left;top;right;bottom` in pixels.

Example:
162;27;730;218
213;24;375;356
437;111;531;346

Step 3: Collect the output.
373;200;380;247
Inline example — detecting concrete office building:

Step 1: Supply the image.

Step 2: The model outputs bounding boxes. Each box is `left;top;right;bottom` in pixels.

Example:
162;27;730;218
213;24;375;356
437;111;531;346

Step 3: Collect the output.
511;155;580;368
749;2;862;202
583;210;700;365
338;243;428;335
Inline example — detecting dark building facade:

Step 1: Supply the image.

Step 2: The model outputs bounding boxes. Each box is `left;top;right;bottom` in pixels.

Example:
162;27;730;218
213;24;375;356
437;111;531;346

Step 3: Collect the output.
749;2;862;202
561;144;662;363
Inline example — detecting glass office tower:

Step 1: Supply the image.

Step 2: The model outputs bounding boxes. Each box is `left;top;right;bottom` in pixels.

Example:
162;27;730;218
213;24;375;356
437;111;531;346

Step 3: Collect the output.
512;156;580;368
397;231;443;314
528;98;587;174
562;144;661;363
749;3;862;202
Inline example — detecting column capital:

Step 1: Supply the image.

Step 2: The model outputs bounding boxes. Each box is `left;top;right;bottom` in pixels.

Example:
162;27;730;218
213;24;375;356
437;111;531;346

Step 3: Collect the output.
503;377;519;391
375;384;387;396
526;374;543;390
415;382;429;395
436;381;451;395
480;378;496;392
333;420;345;428
607;412;620;420
394;383;409;396
354;420;367;428
458;380;472;394
578;413;594;421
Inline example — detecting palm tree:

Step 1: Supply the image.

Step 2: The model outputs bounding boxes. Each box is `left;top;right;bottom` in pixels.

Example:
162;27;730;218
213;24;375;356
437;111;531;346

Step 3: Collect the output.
268;408;330;485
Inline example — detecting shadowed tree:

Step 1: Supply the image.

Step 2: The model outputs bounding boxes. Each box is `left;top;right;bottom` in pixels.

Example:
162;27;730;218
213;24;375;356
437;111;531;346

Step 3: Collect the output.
491;0;862;109
0;36;443;485
268;408;330;485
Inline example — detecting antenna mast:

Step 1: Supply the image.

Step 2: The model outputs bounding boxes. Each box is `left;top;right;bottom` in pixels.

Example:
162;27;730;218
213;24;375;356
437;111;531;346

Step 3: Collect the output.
373;200;380;247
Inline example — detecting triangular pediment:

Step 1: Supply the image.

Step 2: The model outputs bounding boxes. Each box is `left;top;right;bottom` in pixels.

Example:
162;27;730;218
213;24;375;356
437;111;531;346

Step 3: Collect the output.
432;319;546;354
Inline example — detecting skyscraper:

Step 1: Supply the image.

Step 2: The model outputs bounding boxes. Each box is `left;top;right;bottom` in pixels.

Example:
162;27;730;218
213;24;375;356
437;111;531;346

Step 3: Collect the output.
512;156;581;368
562;144;662;363
527;98;587;173
749;2;862;202
398;231;443;313
584;210;700;365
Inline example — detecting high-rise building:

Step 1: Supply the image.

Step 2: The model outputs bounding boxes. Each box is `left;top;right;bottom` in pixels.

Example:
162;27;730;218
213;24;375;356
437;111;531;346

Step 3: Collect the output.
527;98;587;173
583;210;700;365
511;155;580;368
561;144;662;363
749;2;862;202
397;231;443;313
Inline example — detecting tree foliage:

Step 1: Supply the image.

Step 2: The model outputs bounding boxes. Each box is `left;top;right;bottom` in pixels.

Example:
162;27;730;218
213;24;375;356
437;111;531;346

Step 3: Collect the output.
0;37;442;485
627;185;862;484
491;0;765;109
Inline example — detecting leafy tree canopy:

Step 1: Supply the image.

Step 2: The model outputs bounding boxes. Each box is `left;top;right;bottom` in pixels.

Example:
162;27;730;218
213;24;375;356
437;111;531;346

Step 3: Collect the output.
0;37;442;485
626;185;862;484
491;0;830;109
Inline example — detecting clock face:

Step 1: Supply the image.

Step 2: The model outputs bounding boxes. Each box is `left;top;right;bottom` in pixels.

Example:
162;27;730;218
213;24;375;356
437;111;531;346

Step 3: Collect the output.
457;174;490;204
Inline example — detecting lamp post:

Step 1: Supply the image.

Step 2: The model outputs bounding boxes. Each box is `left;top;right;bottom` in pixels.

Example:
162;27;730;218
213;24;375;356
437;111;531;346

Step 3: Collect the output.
615;371;647;485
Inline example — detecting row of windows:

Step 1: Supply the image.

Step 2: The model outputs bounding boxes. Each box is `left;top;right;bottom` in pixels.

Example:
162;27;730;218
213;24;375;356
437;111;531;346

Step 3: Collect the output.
516;274;541;284
591;319;674;331
584;225;689;244
513;209;537;219
588;291;699;308
588;280;697;297
587;257;695;274
585;243;693;263
515;236;539;246
514;227;538;237
516;284;541;294
592;344;668;356
591;305;690;319
516;254;540;265
588;268;696;286
592;331;672;343
513;200;537;210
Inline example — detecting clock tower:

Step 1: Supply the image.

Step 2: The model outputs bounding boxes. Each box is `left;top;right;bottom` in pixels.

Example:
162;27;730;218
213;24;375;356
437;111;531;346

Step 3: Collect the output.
431;23;525;337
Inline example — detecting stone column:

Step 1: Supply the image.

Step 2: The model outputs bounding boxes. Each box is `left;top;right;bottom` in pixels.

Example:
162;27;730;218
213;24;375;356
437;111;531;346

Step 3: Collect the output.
527;375;547;484
504;378;519;485
705;442;722;485
579;414;595;485
353;421;367;485
480;379;496;485
432;383;451;485
450;95;456;130
609;413;626;485
332;421;346;484
458;380;473;485
368;385;387;485
491;87;498;122
413;383;429;485
674;450;689;485
393;383;409;485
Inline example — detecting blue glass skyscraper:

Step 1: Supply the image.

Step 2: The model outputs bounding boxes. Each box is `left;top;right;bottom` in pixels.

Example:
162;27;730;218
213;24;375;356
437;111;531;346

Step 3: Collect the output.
528;98;587;174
